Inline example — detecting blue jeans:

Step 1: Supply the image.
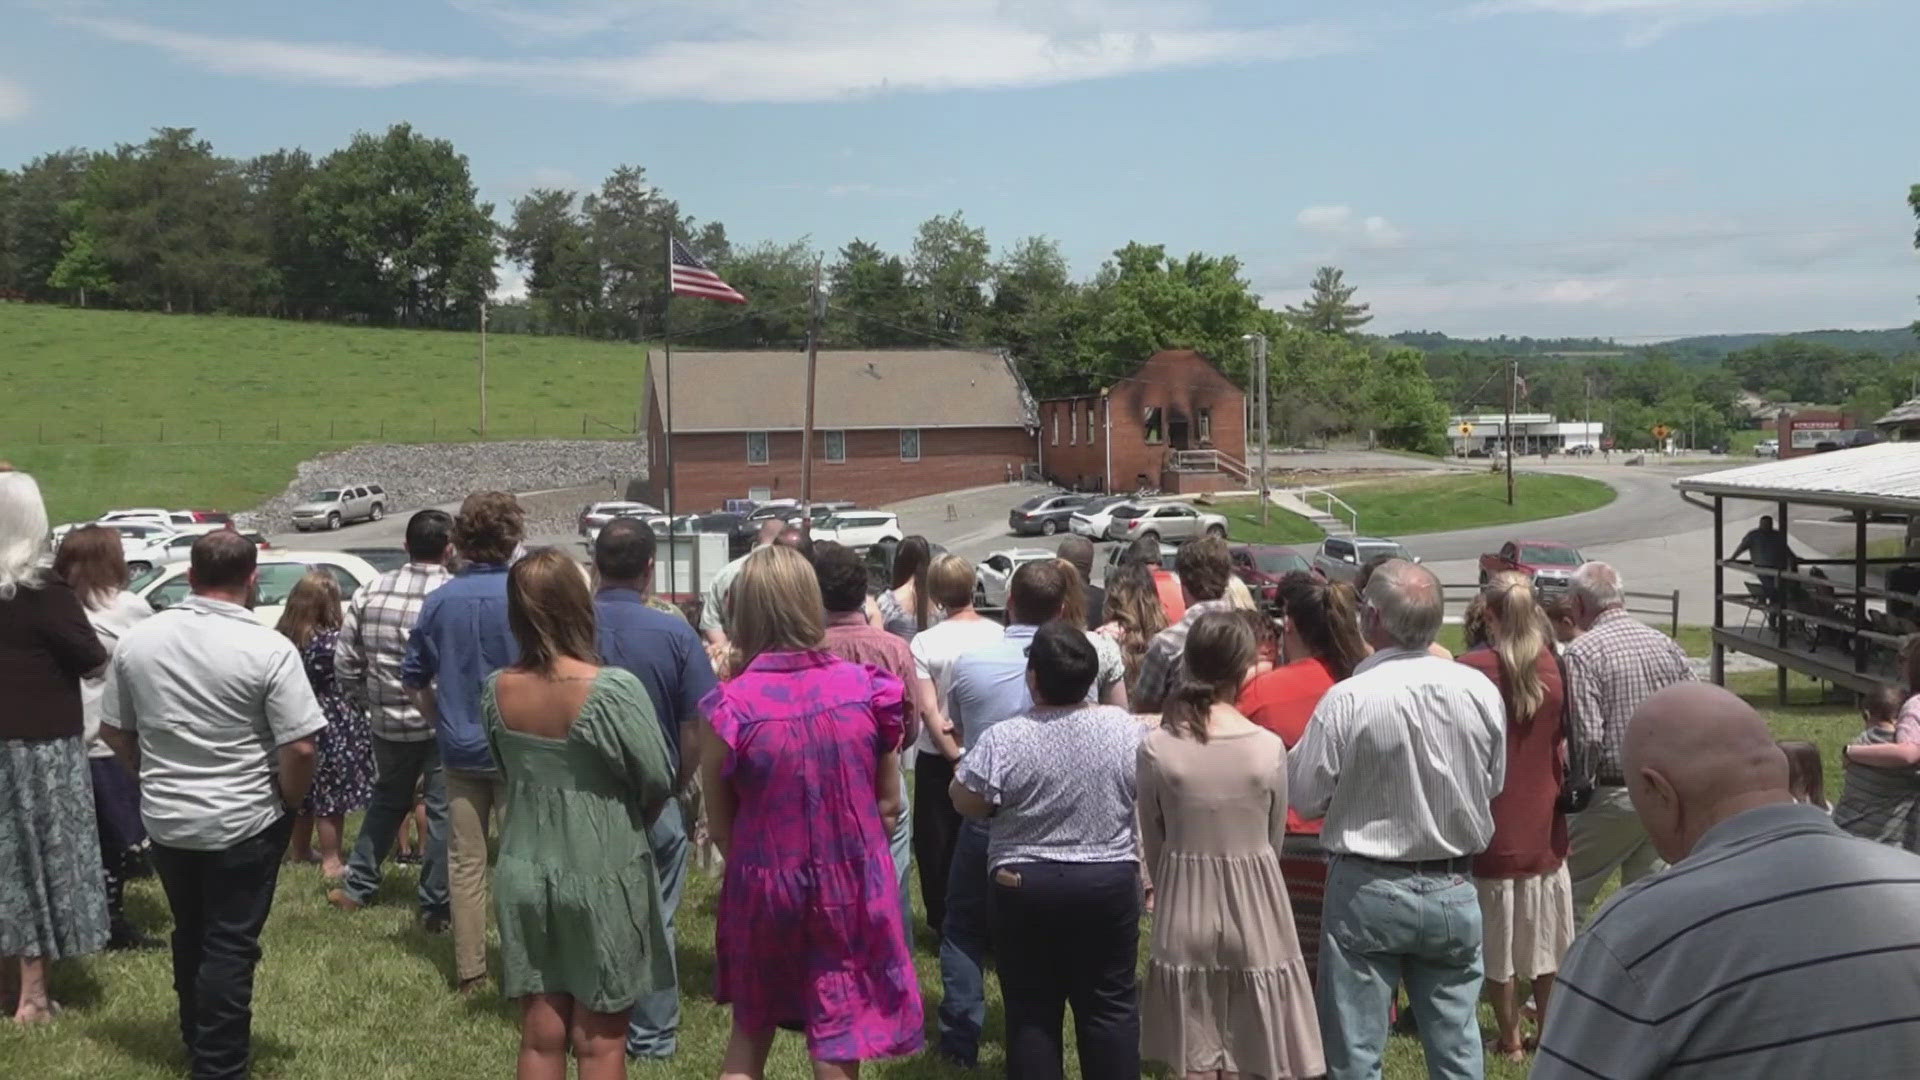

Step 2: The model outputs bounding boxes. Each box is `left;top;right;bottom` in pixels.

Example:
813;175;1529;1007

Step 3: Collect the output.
627;800;688;1059
1318;855;1485;1080
342;736;448;918
937;820;991;1066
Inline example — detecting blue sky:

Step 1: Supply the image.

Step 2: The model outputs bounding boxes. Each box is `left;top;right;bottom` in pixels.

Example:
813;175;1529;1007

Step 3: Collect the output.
2;0;1916;340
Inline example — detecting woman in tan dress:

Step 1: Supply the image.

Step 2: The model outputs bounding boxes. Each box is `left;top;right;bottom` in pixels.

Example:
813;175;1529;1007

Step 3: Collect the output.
1139;611;1324;1080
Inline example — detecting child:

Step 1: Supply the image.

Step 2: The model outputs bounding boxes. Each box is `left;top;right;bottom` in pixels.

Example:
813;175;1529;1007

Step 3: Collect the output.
1832;685;1920;849
1778;740;1830;811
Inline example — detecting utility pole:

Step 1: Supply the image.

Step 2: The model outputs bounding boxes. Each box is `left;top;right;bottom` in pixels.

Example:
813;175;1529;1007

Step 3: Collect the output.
799;259;824;512
1505;358;1517;506
478;300;489;437
1584;373;1592;452
1243;333;1271;526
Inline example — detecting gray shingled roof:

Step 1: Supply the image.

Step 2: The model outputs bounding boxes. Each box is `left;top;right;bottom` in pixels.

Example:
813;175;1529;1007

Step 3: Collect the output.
1875;397;1920;428
646;349;1035;431
1674;442;1920;511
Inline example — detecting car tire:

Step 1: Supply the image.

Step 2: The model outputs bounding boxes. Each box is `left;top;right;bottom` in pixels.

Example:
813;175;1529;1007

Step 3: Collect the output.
1206;525;1226;539
327;513;342;531
1041;519;1058;536
370;503;384;522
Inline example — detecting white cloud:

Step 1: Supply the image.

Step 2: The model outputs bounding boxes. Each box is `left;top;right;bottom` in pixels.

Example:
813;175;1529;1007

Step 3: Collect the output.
0;76;29;122
67;4;1360;104
1294;204;1405;249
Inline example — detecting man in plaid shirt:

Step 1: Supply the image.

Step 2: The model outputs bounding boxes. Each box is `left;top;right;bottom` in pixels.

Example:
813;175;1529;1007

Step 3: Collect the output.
328;510;455;927
1130;537;1237;713
1561;560;1696;921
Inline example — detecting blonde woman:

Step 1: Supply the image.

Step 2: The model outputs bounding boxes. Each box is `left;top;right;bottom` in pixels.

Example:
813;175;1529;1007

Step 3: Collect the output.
700;546;922;1079
1459;572;1571;1062
484;548;675;1080
276;571;374;880
1096;560;1169;698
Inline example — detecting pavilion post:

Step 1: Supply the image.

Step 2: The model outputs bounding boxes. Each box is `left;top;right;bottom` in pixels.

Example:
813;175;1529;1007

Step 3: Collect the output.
1855;509;1869;677
1711;495;1725;685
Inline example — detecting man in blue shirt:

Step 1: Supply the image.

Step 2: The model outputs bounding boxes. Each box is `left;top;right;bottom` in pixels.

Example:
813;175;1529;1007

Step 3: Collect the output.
591;518;718;1061
401;491;521;996
935;559;1074;1068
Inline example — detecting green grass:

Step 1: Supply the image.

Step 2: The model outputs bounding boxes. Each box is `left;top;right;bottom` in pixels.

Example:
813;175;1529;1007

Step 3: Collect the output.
0;305;651;522
1216;500;1326;544
1216;471;1617;545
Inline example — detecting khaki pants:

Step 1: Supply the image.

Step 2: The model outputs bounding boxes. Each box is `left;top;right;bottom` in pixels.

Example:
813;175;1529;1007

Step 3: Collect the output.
445;770;505;984
1566;785;1665;923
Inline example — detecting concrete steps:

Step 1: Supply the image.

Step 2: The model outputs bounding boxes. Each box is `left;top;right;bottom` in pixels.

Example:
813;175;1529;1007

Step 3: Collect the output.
1268;489;1352;537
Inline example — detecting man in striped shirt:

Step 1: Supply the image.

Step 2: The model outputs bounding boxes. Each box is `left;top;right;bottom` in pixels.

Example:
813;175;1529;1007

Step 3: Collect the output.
1289;559;1507;1080
329;510;454;926
1562;561;1695;920
1536;682;1920;1078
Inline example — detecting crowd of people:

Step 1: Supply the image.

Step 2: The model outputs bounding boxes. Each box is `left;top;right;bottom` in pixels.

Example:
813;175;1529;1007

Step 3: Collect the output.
5;459;1920;1079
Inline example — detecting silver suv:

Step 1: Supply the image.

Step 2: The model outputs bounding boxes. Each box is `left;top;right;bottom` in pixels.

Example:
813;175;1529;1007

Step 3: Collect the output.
291;484;387;532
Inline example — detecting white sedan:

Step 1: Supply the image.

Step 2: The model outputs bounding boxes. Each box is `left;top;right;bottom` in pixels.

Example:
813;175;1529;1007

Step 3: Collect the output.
973;548;1060;610
130;551;380;627
1069;497;1137;540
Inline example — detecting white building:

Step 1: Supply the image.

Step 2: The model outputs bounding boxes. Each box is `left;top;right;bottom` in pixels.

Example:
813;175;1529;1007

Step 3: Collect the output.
1449;413;1605;455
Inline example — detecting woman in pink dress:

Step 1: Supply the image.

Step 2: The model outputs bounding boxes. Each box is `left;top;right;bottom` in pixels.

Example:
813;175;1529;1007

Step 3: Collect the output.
698;545;922;1080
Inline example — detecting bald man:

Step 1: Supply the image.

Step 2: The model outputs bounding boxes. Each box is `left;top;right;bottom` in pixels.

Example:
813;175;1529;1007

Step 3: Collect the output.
1535;684;1920;1079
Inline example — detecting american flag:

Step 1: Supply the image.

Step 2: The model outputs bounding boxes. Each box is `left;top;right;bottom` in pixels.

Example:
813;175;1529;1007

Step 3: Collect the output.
669;238;747;304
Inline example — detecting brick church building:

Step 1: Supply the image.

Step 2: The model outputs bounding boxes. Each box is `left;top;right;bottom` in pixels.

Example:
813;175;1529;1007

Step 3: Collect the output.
1035;350;1249;495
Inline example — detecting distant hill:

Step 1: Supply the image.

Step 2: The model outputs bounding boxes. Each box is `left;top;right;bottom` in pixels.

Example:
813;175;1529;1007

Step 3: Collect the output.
1388;326;1918;364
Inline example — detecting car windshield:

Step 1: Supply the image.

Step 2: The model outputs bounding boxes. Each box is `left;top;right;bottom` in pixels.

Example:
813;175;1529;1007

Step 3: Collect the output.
1359;543;1410;562
311;490;342;502
1520;544;1581;566
1254;551;1309;574
1111;505;1146;519
129;565;166;591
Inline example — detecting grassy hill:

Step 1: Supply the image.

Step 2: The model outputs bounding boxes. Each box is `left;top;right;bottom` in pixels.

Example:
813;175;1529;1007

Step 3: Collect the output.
0;305;651;521
1390;326;1917;365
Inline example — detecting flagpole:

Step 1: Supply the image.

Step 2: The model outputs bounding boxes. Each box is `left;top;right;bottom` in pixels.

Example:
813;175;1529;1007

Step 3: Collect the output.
662;235;676;521
799;258;822;513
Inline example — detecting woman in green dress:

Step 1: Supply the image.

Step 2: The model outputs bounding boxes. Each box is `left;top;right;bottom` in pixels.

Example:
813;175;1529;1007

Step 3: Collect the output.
485;548;676;1080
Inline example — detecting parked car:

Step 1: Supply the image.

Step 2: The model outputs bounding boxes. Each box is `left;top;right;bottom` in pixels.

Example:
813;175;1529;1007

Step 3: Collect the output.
1008;492;1094;537
290;484;387;531
973;548;1059;610
1311;535;1417;584
813;511;903;548
1106;501;1229;543
130;551;380;627
1068;496;1135;539
861;538;950;597
153;525;272;565
576;500;660;536
99;507;198;528
1478;540;1584;592
1100;540;1180;583
1565;443;1597;456
1229;544;1317;610
1755;439;1779;458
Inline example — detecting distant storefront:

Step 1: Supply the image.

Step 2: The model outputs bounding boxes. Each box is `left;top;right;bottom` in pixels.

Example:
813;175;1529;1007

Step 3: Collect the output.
1448;413;1605;455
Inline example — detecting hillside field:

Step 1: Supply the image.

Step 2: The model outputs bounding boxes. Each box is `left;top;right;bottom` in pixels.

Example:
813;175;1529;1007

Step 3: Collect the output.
0;305;651;521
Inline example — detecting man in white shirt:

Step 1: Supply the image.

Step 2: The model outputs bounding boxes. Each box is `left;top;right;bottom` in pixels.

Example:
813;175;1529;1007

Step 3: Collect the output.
101;531;327;1080
1289;558;1507;1080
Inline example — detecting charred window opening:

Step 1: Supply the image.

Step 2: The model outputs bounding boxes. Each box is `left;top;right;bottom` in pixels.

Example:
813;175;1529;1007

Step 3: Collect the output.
1144;407;1164;444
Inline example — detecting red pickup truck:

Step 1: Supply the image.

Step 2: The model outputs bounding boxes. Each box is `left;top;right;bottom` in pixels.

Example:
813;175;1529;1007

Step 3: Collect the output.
1478;539;1585;593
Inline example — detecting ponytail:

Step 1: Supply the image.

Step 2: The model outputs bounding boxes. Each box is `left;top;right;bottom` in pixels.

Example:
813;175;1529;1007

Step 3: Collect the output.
1483;571;1549;721
1281;575;1368;679
1160;674;1219;743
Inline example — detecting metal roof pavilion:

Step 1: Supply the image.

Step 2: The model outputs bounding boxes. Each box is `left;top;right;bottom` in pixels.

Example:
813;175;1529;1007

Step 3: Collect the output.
1673;442;1920;513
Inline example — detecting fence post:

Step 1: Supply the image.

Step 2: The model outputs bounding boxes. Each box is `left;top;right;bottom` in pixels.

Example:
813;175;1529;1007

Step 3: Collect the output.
582;413;588;436
379;419;385;439
1671;590;1680;637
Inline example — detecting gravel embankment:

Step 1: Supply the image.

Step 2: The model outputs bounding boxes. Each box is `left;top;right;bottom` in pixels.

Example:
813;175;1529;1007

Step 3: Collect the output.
244;441;645;530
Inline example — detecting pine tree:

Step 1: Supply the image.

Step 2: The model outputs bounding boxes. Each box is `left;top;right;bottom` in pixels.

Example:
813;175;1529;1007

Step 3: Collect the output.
1285;266;1372;336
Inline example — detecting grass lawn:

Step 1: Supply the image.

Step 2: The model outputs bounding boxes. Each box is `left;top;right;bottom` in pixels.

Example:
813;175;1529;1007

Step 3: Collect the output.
1;623;1862;1080
1216;471;1617;546
0;305;651;522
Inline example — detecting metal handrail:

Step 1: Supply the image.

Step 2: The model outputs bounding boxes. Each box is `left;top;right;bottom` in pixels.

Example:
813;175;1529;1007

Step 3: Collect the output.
1296;486;1358;535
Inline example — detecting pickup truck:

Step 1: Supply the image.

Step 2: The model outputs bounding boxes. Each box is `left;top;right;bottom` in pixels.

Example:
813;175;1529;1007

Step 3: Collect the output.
1478;539;1585;593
